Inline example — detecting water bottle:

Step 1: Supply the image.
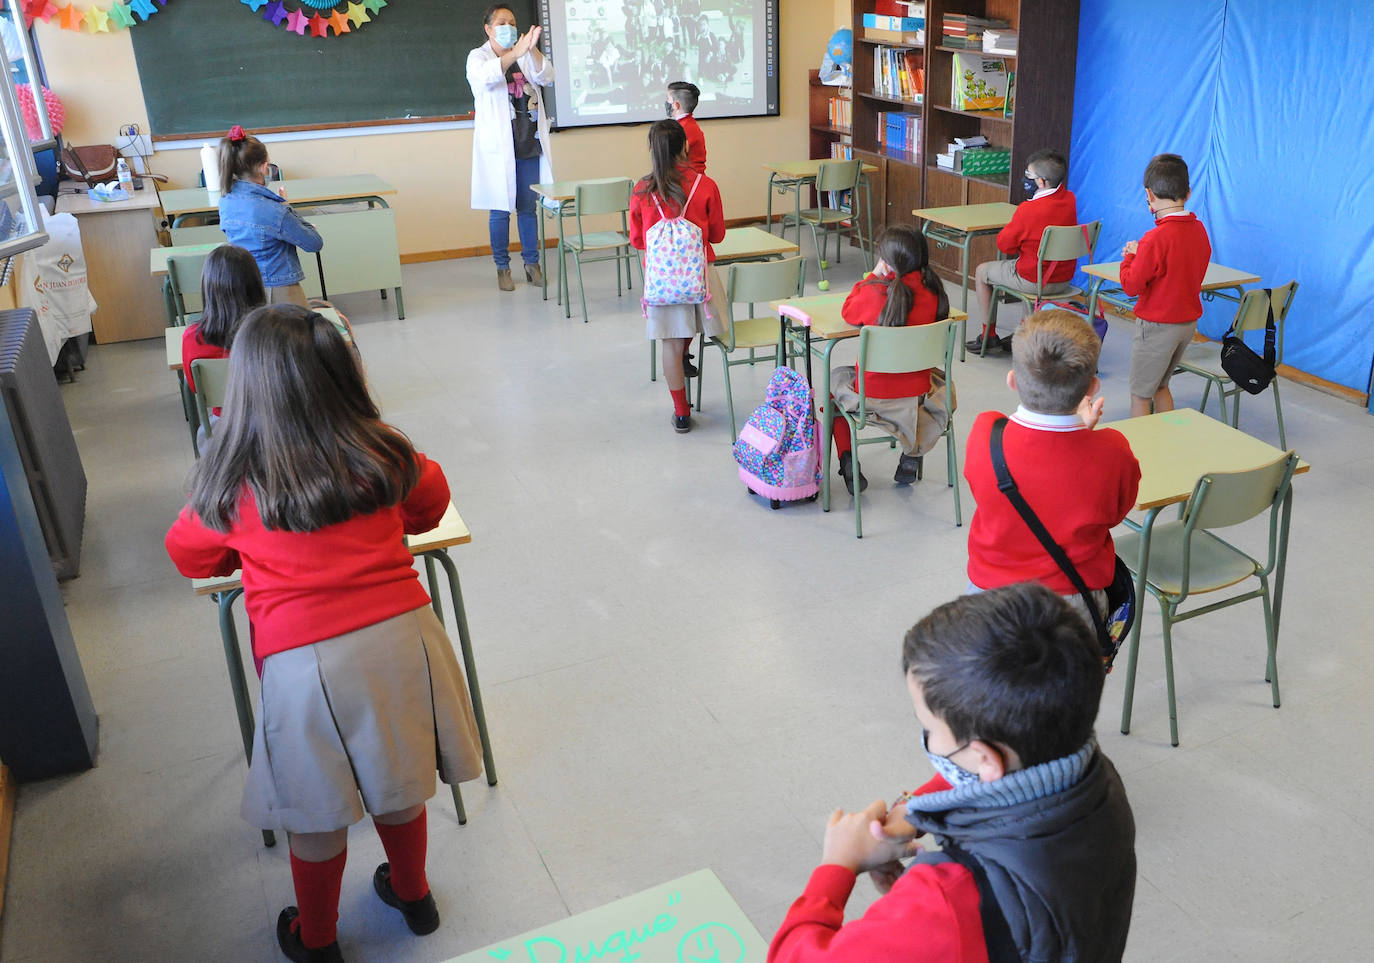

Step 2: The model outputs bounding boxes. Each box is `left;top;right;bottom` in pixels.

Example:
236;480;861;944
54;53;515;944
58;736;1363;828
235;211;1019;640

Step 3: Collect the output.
117;157;133;194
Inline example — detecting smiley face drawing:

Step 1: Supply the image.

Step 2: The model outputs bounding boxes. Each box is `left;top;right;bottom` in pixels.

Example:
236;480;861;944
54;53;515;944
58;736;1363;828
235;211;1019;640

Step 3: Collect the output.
677;922;747;963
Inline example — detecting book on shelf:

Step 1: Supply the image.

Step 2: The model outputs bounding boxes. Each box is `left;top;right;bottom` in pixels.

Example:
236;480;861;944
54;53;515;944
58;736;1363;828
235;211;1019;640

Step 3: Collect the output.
863;26;925;43
1004;71;1016;117
877;111;922;159
983;29;1018;54
942;14;1010;49
871;45;924;103
828;96;852;130
829;141;854;161
951;52;1008;111
862;13;925;31
896;1;926;15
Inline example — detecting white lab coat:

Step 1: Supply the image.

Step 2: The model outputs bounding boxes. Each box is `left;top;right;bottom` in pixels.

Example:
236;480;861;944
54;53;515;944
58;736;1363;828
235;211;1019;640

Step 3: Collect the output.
467;42;555;212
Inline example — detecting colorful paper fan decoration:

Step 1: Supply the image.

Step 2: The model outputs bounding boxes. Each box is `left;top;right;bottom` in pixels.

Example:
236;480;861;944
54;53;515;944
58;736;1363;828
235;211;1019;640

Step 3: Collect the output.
22;0;172;31
242;0;387;38
15;84;65;139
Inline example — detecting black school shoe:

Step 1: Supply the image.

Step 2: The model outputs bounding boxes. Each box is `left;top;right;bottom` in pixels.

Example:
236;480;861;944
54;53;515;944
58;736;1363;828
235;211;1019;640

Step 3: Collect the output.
373;863;440;936
965;332;1010;356
838;452;869;495
682;352;699;378
894;454;923;485
673;413;692;433
276;907;344;963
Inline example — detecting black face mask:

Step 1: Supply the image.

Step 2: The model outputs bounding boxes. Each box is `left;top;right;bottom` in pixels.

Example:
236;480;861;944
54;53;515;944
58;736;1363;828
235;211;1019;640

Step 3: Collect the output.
1022;176;1039;199
665;101;676;118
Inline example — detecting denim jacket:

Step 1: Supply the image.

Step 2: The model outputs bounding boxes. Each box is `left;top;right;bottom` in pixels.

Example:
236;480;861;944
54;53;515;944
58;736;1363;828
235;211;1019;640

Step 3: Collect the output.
217;180;323;287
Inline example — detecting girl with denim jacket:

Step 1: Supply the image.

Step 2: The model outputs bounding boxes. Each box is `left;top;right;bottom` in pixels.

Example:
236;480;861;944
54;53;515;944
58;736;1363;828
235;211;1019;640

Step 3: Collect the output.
216;126;323;307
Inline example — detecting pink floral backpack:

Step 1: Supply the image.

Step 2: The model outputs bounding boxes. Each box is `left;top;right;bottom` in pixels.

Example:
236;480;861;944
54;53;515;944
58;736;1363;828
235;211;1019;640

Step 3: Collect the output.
641;175;709;314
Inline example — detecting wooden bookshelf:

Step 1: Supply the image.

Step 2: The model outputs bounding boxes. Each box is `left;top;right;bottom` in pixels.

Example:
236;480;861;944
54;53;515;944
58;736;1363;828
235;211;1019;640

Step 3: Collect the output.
846;0;1080;282
808;69;854;164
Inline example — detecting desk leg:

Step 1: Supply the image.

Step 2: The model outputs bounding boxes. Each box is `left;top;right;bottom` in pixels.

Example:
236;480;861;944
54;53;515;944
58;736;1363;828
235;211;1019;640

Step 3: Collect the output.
1119;508;1159;738
537;202;549;301
393;287;405;320
213;588;276;848
1271;486;1293;662
424;555;445;625
765;173;776;235
428;550;498;789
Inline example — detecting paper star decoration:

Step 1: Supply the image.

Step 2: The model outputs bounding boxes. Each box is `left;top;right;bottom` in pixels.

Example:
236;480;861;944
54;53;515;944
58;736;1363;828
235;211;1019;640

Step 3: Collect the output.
346;2;369;28
57;3;84;30
261;1;288;26
109;1;137;28
308;13;329;37
363;0;386;13
23;0;58;27
285;8;309;35
84;4;110;31
327;10;350;35
129;0;159;21
240;0;268;11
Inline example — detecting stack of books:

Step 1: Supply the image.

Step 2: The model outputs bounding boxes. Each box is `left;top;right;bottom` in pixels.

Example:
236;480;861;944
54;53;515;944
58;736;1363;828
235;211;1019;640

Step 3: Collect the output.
828;96;852;131
829;142;854;161
950;52;1008;111
942;14;1010;49
983;29;1018;55
877;111;922;158
872;46;924;103
862;12;925;44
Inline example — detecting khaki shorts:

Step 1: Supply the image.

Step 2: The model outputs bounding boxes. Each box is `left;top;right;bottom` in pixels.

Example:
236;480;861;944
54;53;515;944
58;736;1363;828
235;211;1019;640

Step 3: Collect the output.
977;258;1072;296
1130;319;1197;398
266;283;308;307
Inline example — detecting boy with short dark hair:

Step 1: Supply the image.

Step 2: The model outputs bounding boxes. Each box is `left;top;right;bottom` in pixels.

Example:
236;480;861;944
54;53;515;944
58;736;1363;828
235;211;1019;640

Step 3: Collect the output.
964;310;1139;623
969;148;1079;355
767;584;1137;962
666;81;706;173
1120;153;1212;417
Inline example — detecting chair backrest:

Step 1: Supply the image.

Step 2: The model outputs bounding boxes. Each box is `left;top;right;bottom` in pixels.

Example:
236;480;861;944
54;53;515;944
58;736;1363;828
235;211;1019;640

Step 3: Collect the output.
190;357;231;439
1234;280;1298;365
1186;450;1297;532
815;158;862;194
1037;220;1100;267
727;257;806;317
167;251;214;322
573;177;632;217
856;319;956;377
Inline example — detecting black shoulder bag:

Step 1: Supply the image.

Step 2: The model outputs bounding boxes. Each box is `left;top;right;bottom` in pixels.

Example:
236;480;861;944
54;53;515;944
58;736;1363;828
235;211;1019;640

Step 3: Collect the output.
989;418;1135;671
1219;288;1276;394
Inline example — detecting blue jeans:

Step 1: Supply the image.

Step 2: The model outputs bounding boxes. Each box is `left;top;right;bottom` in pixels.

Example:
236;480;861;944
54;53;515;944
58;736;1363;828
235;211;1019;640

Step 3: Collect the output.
489;155;540;270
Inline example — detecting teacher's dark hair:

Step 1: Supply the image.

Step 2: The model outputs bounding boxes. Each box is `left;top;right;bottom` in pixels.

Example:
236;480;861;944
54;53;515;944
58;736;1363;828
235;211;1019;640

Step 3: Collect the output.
483;3;515;24
637;119;688;209
188;304;420;533
197;245;265;350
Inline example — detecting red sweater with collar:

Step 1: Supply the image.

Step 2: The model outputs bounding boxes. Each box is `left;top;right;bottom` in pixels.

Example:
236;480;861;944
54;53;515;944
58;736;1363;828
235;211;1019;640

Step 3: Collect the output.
840;272;944;397
996;188;1081;284
164;453;449;660
964;410;1140;593
181;322;230;413
1119;212;1212;324
679;113;707;173
768;774;988;963
629;168;726;263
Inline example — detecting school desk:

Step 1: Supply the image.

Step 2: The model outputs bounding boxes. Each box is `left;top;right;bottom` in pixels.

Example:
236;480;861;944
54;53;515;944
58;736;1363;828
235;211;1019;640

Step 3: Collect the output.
713;226;800;264
529;181;580;303
1081;261;1261;323
1099;408;1308;732
166;208;405;318
55;189;166;343
762;159;878;264
770;289;968;510
188;502;497;845
911;202;1019;359
157;174;396;228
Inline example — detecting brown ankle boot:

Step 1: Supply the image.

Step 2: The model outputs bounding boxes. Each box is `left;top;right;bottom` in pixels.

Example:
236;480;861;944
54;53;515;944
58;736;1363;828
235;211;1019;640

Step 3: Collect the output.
497;269;515;292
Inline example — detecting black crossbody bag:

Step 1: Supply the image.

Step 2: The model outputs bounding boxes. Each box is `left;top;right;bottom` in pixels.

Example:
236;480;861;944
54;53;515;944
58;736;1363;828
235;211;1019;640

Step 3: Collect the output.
989;418;1135;671
1219;288;1276;394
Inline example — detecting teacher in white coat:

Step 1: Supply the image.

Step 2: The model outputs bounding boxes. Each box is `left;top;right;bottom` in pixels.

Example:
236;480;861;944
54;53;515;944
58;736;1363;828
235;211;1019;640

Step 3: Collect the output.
467;5;555;292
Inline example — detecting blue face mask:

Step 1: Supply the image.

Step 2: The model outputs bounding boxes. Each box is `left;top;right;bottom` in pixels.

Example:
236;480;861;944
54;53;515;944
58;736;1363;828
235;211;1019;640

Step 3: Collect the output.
1022;175;1039;199
494;24;519;49
923;730;980;788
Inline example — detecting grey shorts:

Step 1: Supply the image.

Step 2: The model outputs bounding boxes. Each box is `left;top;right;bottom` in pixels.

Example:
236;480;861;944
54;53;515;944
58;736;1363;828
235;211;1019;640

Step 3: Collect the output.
1130;319;1197;398
978;258;1071;296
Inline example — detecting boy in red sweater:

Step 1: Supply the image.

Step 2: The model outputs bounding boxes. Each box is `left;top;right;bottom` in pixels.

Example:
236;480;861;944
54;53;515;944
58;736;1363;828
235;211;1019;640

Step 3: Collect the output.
666;81;706;173
768;584;1136;963
964;310;1139;625
1120;153;1212;417
969;149;1079;355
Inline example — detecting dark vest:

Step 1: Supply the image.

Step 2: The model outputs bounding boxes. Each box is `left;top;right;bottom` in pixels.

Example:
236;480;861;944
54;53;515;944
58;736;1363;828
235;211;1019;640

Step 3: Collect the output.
906;749;1136;962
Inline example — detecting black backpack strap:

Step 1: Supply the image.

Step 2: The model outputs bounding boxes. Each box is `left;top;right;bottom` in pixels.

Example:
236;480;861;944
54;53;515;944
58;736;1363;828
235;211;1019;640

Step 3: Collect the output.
989;417;1110;647
1260;287;1276;368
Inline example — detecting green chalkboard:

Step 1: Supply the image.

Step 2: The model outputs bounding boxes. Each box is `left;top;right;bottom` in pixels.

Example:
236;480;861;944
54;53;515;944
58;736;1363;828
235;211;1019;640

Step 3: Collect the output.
131;0;535;137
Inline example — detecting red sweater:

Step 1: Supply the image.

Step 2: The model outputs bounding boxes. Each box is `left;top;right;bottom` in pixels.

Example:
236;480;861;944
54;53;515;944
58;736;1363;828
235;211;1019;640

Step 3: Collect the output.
629;168;725;263
181;323;230;413
1119;212;1211;324
840;272;943;397
964;410;1140;593
996;187;1080;284
768;774;988;963
679;113;707;173
164;453;449;660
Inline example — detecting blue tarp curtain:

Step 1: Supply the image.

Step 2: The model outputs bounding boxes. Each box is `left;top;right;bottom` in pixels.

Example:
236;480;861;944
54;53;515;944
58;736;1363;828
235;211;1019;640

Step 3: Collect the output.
1070;0;1374;394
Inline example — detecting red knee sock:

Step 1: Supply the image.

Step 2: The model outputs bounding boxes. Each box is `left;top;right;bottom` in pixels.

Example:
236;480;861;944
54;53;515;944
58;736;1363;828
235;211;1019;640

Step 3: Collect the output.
669;388;691;417
289;848;347;949
373;808;429;902
831;412;852;457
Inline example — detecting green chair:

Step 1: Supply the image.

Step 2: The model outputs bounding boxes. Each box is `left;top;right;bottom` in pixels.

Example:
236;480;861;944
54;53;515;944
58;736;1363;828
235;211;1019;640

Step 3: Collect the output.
700;257;806;440
823;320;962;537
1116;450;1299;747
1174;281;1297;449
166;250;214;327
983;220;1101;356
561;178;638;322
189;357;231;458
780;159;870;291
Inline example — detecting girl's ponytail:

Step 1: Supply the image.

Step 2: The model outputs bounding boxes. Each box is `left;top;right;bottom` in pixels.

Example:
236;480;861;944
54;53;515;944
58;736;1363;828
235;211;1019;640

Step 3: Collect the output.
873;224;947;325
218;125;268;194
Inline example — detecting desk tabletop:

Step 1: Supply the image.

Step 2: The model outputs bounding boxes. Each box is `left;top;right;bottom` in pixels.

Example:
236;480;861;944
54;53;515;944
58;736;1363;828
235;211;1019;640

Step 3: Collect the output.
1082;261;1261;291
531;177;633;202
150;241;222;276
714;226;800;262
762;159;879;178
191;502;470;595
1101;408;1308;510
55;189;162;215
158;174;396;216
911;202;1019;232
769;289;968;340
166;307;349;370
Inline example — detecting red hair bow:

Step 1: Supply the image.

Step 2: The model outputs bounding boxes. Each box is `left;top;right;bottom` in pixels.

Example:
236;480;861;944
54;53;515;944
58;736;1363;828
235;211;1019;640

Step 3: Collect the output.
228;125;246;142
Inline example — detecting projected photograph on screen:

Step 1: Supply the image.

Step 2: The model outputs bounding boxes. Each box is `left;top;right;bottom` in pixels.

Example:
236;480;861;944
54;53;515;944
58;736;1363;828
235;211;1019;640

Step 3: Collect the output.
537;0;779;128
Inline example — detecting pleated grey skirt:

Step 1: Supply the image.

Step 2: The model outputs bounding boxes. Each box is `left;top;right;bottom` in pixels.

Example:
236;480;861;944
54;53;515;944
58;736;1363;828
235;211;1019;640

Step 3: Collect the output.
240;605;484;833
